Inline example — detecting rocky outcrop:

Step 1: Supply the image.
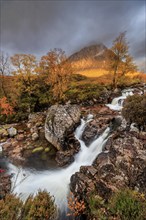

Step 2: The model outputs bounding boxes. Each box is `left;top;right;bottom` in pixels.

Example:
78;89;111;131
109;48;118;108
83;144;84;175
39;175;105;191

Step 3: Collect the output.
70;118;146;203
82;105;121;145
45;104;81;150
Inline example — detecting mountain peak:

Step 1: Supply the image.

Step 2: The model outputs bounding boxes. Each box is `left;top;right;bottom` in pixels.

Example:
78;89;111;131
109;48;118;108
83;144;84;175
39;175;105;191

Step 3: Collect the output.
69;43;107;62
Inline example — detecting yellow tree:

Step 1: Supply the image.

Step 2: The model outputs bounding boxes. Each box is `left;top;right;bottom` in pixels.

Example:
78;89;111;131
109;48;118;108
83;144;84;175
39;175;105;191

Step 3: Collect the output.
40;48;73;102
11;54;38;112
109;32;137;88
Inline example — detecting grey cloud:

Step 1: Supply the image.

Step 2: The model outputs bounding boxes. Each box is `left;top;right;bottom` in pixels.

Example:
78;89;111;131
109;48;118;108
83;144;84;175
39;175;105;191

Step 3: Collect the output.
1;0;145;71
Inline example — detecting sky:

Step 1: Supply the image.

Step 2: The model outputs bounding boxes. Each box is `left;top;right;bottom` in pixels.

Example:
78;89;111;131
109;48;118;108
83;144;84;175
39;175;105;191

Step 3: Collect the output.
0;0;146;72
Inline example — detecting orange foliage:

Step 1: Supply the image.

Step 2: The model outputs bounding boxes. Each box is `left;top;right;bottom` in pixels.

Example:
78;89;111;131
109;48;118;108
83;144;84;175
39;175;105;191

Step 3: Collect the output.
40;48;73;101
67;192;86;217
0;97;14;115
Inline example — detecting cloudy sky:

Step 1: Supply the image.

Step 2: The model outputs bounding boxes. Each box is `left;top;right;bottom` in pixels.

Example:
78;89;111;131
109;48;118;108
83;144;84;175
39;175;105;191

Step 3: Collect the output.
1;0;146;71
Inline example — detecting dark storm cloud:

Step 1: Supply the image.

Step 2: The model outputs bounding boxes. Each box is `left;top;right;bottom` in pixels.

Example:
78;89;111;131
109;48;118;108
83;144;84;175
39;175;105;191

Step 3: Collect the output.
0;0;146;70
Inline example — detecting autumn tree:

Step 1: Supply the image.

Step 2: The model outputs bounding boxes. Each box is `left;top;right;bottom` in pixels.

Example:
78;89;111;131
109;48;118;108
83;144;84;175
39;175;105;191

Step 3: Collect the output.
0;51;11;98
109;32;137;88
0;97;14;115
11;54;38;112
40;48;73;102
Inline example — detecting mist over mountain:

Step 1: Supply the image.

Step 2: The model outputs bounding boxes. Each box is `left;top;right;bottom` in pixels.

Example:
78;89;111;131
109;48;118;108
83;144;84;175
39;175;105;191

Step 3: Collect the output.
68;43;112;71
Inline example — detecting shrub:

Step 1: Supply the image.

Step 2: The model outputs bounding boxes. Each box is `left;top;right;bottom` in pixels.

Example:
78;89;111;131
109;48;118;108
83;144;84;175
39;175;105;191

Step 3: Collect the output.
67;192;86;217
65;83;103;104
22;190;57;220
0;194;23;220
0;191;57;220
109;189;146;220
122;94;146;130
0;97;14;115
87;189;146;220
88;192;106;219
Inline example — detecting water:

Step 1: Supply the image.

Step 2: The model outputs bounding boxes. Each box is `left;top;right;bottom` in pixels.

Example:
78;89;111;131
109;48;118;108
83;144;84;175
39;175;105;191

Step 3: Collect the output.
106;89;134;111
7;116;110;214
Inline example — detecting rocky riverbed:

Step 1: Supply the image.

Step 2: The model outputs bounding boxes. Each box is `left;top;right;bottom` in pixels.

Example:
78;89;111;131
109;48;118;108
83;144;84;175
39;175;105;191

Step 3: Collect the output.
0;85;146;217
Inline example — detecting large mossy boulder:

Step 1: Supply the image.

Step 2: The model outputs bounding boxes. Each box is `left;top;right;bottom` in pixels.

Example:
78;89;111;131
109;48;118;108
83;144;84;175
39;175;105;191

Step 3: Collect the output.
45;104;81;150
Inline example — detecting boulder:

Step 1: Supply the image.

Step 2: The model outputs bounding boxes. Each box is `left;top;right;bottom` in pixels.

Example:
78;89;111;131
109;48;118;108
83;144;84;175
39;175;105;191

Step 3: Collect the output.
45;104;81;150
31;132;39;141
7;127;17;137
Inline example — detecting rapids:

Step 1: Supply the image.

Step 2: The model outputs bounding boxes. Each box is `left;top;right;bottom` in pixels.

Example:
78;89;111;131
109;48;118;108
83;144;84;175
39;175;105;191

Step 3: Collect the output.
7;115;110;213
106;88;134;110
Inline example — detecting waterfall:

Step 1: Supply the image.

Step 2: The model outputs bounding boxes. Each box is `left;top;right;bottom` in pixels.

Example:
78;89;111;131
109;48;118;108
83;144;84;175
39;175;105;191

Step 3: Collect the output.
7;115;110;213
106;89;134;111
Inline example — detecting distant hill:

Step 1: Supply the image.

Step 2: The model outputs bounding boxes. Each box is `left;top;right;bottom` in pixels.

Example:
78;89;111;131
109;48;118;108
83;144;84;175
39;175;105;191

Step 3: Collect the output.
68;43;112;73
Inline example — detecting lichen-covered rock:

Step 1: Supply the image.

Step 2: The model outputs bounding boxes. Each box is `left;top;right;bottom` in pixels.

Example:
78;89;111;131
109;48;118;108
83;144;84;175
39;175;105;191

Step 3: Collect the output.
45;104;81;150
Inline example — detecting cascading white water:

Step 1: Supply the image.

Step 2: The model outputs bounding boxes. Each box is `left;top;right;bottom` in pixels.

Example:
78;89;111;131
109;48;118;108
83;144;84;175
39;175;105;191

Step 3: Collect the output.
106;89;134;111
7;115;110;212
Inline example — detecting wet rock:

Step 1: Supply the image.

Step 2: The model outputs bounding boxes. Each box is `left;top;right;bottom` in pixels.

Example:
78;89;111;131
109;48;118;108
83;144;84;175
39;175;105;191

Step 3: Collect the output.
82;122;98;145
109;116;122;131
82;117;109;146
130;123;139;132
55;150;74;166
70;172;90;195
45;104;81;150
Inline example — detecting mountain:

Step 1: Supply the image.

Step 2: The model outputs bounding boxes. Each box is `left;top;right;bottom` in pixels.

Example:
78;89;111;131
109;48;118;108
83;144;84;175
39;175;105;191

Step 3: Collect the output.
68;43;111;72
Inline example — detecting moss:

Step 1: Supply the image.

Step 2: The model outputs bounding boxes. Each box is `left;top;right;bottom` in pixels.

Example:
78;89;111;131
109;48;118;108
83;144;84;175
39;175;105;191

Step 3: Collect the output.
44;147;50;153
32;147;44;153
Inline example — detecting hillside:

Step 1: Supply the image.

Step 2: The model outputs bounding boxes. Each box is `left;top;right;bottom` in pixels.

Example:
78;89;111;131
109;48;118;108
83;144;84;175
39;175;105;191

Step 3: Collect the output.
68;43;112;74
